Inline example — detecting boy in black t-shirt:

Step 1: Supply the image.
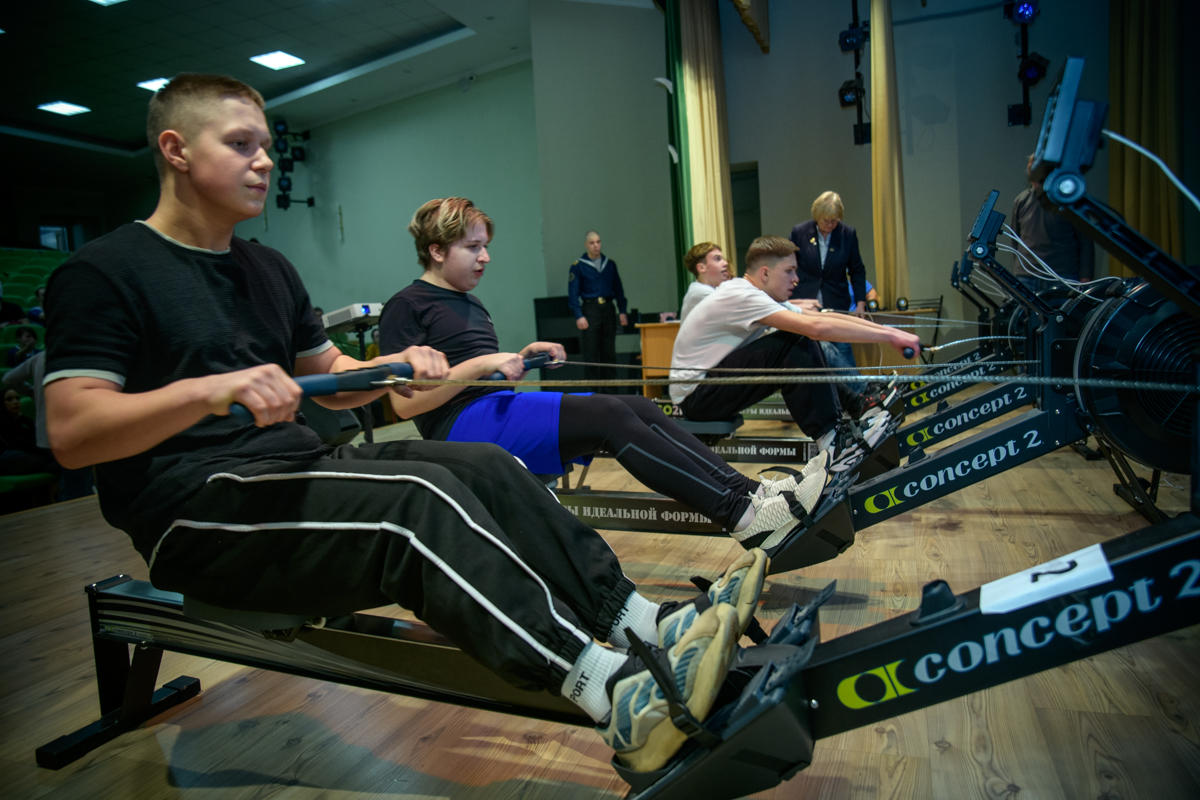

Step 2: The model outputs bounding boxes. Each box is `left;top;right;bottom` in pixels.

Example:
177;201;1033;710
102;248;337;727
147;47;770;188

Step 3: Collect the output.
381;198;831;551
42;73;767;777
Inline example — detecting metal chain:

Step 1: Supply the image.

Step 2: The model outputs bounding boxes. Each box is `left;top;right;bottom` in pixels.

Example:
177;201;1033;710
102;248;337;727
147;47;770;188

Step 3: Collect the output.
400;370;1199;394
555;356;1037;373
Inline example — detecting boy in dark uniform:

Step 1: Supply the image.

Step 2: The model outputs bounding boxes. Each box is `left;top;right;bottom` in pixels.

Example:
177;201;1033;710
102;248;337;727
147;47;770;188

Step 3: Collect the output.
568;230;627;389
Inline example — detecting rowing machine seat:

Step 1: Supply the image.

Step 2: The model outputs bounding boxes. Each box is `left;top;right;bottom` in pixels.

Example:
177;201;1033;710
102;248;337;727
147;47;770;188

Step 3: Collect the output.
675;415;744;442
182;596;316;639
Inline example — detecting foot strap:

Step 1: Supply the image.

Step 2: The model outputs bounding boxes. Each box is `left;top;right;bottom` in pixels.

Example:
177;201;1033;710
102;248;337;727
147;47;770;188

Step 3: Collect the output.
625;629;722;749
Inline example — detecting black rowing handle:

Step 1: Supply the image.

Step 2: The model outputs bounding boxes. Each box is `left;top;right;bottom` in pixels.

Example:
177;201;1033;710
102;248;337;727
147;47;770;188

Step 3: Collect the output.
230;352;553;422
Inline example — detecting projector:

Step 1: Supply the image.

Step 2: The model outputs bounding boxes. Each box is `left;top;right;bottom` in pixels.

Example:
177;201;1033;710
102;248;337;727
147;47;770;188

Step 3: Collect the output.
323;302;382;334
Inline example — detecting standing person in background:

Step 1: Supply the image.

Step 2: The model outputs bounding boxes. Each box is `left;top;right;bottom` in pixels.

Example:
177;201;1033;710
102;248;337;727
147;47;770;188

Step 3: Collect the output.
568;230;628;389
789;191;868;393
679;242;732;321
1010;153;1095;292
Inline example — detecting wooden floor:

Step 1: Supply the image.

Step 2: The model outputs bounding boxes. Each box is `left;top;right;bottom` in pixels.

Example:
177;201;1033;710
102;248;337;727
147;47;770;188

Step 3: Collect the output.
3;414;1198;799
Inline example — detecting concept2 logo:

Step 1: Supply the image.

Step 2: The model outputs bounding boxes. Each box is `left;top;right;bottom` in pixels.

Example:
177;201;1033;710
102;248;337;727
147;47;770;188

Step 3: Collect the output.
837;660;915;708
834;560;1196;711
864;431;1043;515
903;388;1026;448
907;364;990;408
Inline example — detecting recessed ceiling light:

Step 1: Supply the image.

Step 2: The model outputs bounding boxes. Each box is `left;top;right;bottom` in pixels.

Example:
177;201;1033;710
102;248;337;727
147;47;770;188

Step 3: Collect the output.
250;51;305;70
137;78;170;92
88;0;129;6
38;101;91;116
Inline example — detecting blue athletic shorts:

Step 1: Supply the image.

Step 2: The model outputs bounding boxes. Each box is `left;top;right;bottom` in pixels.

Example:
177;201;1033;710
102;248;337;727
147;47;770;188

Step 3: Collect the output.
447;391;593;475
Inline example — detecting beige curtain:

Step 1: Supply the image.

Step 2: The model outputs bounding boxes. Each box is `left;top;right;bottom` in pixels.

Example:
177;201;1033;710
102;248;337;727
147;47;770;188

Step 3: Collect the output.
1109;0;1182;273
868;0;909;304
680;1;738;271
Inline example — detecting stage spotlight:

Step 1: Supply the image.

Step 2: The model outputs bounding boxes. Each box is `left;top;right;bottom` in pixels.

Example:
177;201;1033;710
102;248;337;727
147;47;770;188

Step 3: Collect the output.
276;193;291;210
278;175;293;193
291;146;306;162
1017;53;1049;87
866;298;880;312
1004;1;1039;23
274;137;289;154
838;23;867;52
279;157;294;172
896;297;909;311
838;77;863;107
273;119;289;135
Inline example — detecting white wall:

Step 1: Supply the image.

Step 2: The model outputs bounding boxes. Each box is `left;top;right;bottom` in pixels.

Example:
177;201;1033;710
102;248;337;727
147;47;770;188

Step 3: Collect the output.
721;0;1110;327
529;0;676;316
237;61;545;353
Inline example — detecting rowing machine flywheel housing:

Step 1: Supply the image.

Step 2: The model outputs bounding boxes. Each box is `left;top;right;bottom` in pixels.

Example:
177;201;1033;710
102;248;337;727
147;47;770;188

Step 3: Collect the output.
1073;281;1199;474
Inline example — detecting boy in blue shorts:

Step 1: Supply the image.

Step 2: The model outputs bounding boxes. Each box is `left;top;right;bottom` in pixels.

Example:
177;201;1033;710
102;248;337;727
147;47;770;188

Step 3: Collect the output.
380;197;831;551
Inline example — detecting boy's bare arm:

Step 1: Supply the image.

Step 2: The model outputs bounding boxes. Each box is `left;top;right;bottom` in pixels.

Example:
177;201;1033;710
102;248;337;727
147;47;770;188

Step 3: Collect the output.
757;309;919;356
386;351;524;420
298;344;449;409
45;364;303;469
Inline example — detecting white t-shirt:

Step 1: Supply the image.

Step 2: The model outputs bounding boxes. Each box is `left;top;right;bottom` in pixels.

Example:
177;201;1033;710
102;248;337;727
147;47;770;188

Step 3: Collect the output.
679;280;715;321
669;277;797;403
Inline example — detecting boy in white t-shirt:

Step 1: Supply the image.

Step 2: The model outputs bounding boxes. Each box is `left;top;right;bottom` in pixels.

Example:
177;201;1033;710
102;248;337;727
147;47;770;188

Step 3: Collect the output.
670;236;919;470
679;242;731;321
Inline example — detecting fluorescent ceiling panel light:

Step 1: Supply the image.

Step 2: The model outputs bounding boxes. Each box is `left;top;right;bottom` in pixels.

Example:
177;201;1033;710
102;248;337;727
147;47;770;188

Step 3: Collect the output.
38;101;91;116
88;0;129;6
250;51;305;70
137;78;170;92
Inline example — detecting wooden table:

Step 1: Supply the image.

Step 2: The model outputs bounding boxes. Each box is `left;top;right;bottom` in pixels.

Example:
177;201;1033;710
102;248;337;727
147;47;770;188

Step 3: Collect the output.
636;320;680;398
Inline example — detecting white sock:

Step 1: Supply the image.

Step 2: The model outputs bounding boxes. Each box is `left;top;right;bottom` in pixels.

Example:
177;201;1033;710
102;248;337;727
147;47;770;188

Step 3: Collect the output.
561;641;630;722
606;591;660;648
817;429;836;451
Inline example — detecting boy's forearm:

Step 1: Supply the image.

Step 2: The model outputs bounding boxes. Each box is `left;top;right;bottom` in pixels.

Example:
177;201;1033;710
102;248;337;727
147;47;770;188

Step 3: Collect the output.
45;379;216;469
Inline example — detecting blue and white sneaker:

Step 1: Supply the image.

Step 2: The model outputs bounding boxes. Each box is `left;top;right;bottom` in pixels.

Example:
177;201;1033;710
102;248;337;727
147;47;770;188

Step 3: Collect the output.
598;603;739;773
655;548;768;650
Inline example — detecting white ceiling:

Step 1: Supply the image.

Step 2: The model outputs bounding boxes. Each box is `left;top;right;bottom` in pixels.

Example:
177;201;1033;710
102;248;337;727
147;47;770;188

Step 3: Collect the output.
0;0;536;155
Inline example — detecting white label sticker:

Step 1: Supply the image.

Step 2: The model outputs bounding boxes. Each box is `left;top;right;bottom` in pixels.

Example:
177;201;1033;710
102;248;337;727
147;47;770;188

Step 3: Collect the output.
979;543;1113;615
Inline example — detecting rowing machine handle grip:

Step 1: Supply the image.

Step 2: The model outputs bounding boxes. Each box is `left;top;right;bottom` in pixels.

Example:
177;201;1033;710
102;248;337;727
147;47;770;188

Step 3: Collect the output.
231;354;553;422
229;362;416;423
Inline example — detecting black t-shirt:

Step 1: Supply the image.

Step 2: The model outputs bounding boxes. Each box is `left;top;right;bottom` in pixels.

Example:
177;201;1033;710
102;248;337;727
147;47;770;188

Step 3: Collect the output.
44;222;331;556
379;279;501;439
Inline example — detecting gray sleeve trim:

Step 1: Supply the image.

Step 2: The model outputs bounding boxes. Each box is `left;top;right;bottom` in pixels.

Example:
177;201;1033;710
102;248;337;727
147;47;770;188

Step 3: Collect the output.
43;368;126;388
297;339;336;359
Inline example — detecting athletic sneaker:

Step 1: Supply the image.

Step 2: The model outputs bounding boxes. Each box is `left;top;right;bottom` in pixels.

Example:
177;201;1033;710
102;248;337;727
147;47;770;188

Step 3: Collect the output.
757;450;831;498
731;471;825;550
599;603;739;773
656;547;769;650
824;419;889;472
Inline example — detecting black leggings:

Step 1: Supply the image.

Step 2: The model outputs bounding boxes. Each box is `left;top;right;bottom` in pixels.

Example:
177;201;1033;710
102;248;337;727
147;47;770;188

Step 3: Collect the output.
680;331;841;440
558;394;756;527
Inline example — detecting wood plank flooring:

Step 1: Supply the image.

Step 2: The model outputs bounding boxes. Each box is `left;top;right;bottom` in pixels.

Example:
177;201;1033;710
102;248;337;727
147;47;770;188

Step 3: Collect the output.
2;414;1196;799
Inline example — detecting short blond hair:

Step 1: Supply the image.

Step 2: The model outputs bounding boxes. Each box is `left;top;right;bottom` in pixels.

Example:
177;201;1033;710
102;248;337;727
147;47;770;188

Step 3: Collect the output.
744;236;797;271
683;242;721;276
408;198;494;270
810;191;844;221
147;74;265;179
